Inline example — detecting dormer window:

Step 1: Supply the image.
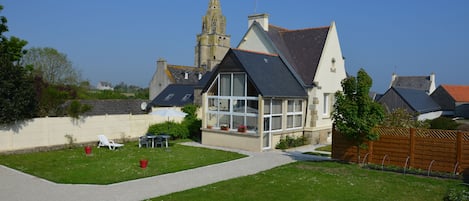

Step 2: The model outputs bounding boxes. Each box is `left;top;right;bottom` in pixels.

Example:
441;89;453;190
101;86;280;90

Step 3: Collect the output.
184;72;189;79
164;94;174;101
198;73;203;80
182;94;192;102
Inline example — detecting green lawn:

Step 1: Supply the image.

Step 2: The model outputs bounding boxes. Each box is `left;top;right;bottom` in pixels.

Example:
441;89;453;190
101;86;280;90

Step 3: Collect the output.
0;141;245;184
315;144;332;152
152;161;466;201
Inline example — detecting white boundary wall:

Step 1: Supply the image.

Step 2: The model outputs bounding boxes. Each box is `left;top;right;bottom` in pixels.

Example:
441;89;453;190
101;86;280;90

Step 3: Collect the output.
0;114;184;152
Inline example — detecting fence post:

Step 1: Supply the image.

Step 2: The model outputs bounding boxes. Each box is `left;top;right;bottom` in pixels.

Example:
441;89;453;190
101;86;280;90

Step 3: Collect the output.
457;131;463;173
409;128;416;168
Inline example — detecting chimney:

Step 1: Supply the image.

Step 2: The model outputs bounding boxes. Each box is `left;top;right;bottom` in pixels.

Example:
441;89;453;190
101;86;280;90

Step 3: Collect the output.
389;73;397;89
157;58;167;70
248;13;269;31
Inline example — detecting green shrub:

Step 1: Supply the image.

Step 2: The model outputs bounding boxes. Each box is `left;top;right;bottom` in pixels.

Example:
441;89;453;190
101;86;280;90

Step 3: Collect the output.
182;104;202;141
429;117;460;130
444;186;469;201
275;136;307;150
147;121;189;139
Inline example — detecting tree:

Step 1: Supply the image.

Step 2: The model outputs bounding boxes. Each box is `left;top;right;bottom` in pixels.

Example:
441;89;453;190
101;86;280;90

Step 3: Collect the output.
332;68;385;163
21;47;81;85
0;5;37;125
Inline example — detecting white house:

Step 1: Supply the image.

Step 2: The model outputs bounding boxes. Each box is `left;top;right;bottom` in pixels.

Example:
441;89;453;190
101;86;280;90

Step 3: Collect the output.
199;14;346;151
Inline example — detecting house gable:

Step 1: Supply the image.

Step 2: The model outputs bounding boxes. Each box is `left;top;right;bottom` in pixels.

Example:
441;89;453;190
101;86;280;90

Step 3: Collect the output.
379;87;440;114
441;85;469;103
202;49;307;98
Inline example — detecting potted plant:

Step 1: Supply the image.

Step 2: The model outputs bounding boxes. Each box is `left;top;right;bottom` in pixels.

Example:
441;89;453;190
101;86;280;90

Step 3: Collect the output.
207;125;213;129
140;159;149;169
237;125;247;133
84;146;92;155
220;124;229;131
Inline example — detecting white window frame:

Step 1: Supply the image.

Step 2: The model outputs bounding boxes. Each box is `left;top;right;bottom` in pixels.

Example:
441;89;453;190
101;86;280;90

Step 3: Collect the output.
287;100;303;129
206;73;258;131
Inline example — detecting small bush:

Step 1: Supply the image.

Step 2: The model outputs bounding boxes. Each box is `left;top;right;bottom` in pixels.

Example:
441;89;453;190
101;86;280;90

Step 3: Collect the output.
275;136;307;150
147;121;189;139
444;186;469;201
429;117;460;130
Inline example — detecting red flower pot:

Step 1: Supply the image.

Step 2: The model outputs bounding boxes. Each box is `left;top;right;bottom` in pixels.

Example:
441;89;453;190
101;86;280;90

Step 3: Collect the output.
84;146;92;155
237;125;247;133
140;159;148;169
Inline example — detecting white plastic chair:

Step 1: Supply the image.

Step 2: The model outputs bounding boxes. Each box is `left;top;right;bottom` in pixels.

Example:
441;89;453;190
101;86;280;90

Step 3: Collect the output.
97;135;124;150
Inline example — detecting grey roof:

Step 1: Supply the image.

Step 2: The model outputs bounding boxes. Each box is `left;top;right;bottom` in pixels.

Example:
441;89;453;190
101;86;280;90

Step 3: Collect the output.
391;76;432;92
167;65;206;85
149;84;195;107
204;49;307;98
266;25;330;86
393;87;440;113
72;99;148;116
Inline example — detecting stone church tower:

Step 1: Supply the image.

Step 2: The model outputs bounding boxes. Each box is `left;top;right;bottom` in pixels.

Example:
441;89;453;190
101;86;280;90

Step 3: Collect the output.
195;0;231;71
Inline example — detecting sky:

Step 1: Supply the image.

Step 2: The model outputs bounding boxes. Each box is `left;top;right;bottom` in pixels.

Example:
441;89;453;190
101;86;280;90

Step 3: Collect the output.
1;0;468;93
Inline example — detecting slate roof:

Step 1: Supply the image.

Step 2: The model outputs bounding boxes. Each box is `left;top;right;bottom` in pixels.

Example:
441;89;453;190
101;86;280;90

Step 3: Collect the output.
266;24;330;86
391;75;432;92
441;85;469;102
69;99;148;116
205;48;306;98
149;84;195;107
166;65;206;85
393;87;441;113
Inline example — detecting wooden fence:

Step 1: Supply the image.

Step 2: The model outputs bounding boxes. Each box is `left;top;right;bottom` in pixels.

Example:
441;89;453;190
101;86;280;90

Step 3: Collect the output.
332;127;469;174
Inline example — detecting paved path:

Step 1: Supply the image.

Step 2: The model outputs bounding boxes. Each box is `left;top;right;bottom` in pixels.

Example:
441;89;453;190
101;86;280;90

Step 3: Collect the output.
0;143;330;201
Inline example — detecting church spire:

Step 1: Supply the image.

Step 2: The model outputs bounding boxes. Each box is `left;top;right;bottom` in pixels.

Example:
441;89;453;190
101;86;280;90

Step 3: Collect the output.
195;0;231;70
209;0;220;9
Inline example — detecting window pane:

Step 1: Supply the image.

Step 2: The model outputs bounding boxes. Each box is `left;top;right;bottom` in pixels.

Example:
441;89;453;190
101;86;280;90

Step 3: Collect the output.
272;100;282;114
247;79;257;97
219;114;231;128
246;116;257;131
208;98;218;112
272;116;282;130
294;115;302;127
207;113;217;127
208;77;218;96
287;115;293;128
233;115;244;128
233;74;245;96
264;100;271;115
247;100;258;114
288;100;294;112
219;99;230;112
263;117;270;131
323;94;329;115
295;100;302;112
233;99;245;113
220;74;231;96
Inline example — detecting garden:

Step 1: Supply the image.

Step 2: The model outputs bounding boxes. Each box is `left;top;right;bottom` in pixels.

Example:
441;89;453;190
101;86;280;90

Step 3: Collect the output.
0;140;245;184
151;161;468;201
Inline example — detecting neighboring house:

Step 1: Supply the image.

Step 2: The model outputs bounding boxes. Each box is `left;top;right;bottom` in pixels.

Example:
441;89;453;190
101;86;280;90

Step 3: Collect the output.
379;87;442;120
389;73;436;94
148;84;195;107
149;0;230;101
149;60;206;101
96;81;114;91
200;14;346;151
431;85;469;118
66;99;148;116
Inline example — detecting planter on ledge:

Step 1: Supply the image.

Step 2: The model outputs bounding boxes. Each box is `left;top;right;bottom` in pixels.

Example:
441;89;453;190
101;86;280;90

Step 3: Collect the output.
237;125;247;133
220;124;229;131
